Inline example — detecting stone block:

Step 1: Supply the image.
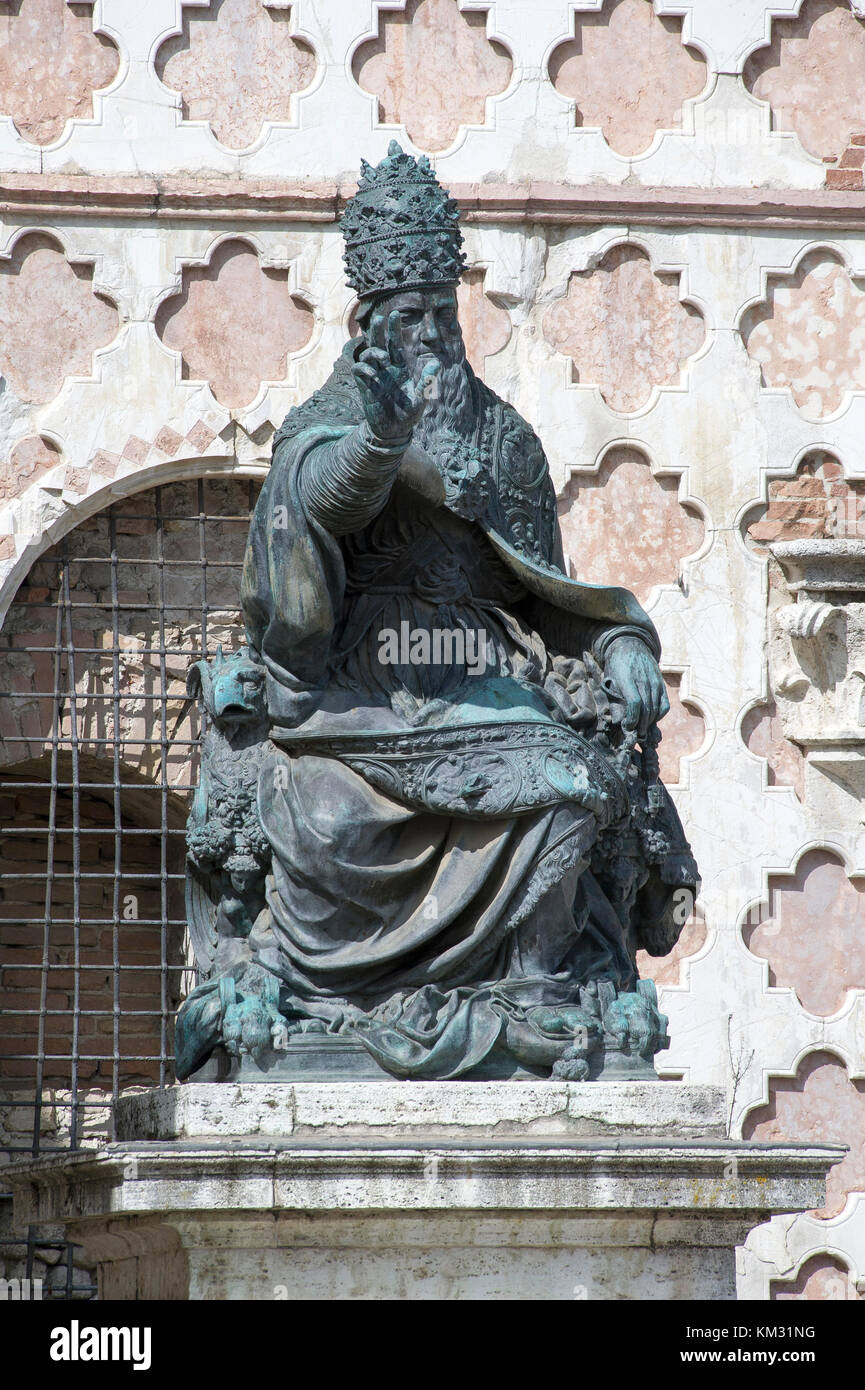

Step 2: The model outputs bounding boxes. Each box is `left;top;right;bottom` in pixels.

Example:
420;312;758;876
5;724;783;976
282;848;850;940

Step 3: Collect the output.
4;1082;843;1302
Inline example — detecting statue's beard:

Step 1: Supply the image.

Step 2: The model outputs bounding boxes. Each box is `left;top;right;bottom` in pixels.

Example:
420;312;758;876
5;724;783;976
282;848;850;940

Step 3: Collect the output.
409;344;472;444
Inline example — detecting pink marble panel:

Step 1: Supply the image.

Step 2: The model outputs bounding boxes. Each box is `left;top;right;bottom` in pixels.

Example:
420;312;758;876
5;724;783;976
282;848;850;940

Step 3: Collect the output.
744;0;865;162
656;673;705;786
156;0;316;150
155;239;313;409
456;267;511;374
743;850;865;1017
352;0;511;152
548;0;707;157
743;1051;865;1218
557;446;704;604
0;234;119;404
742;252;865;417
0;0;119;145
741;695;806;803
543;245;705;414
0;436;61;502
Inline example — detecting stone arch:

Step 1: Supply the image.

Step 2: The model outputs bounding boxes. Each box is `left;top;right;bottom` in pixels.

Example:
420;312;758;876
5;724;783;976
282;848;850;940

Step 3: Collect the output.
770;1251;863;1300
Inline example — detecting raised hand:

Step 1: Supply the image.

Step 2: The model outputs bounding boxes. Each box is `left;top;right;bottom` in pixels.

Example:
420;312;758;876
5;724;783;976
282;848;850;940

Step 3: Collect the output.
352;308;439;445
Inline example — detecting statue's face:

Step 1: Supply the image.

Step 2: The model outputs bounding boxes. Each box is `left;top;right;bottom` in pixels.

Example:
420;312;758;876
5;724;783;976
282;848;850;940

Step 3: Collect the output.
371;286;464;381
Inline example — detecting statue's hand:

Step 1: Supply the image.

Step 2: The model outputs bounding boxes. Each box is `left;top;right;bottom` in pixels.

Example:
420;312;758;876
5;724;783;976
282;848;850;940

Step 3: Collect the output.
352;308;439;445
604;635;669;740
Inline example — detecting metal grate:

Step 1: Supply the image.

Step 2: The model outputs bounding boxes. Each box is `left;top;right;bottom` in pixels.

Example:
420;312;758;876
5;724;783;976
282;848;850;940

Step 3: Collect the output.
0;475;260;1171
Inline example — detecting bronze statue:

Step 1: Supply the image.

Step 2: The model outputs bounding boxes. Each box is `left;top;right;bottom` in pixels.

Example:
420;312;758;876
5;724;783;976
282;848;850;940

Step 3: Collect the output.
177;143;698;1082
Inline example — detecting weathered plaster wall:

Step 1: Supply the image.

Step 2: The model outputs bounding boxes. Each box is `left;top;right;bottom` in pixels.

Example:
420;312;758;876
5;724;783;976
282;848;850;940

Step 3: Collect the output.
0;0;864;1301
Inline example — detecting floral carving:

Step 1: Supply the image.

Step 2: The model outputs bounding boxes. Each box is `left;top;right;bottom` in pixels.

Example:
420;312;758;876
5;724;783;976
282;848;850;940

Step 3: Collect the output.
742;252;865;417
0;234;119;404
156;0;317;150
548;0;707;157
352;0;511;152
155;239;313;409
543;245;704;414
744;0;865;163
0;0;119;145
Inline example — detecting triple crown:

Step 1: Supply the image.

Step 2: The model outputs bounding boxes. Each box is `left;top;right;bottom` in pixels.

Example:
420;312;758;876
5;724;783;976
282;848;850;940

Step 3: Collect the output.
341;140;466;301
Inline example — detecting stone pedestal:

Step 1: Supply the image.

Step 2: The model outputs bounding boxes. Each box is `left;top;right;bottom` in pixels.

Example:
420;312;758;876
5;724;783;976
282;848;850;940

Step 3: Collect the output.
6;1082;842;1301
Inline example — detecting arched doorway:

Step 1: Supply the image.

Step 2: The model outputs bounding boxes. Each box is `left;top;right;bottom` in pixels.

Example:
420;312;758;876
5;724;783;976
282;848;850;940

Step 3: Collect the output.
0;474;260;1155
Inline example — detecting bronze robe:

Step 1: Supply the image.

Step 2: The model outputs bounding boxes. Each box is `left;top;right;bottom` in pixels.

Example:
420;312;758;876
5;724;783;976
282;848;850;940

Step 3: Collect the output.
239;344;696;1077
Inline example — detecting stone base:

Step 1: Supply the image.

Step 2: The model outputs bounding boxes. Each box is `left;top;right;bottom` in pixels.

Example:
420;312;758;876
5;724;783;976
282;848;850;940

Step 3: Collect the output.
6;1082;842;1301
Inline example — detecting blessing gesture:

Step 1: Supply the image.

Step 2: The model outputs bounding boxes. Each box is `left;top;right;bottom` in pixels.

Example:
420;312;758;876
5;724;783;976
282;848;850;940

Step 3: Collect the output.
353;308;439;445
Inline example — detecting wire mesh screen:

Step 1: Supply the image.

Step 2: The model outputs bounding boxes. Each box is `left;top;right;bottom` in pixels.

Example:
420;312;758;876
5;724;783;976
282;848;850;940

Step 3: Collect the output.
0;475;261;1168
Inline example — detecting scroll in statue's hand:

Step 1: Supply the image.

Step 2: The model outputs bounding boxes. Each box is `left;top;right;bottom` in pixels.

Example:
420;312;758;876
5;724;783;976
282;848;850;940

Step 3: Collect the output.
352;308;439;445
604;635;670;741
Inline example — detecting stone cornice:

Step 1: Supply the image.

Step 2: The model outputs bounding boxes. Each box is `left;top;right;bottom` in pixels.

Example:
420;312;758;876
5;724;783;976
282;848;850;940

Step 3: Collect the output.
1;175;864;230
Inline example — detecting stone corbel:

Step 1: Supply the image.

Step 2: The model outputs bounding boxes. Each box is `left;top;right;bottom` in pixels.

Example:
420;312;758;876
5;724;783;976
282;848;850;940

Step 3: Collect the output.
767;540;865;801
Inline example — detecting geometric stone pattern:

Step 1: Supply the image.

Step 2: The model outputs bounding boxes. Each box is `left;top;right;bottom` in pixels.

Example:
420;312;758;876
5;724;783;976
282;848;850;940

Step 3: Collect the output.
0;0;119;145
743;1051;865;1220
155;238;314;408
742;251;865;417
744;0;865;163
743;850;865;1018
0;233;119;403
543;246;705;414
557;445;705;601
352;0;512;153
0;0;864;1300
549;0;708;157
155;0;317;151
0;2;827;185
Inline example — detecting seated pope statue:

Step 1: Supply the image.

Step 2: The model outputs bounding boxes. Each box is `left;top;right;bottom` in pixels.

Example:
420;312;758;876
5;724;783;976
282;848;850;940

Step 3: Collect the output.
176;143;698;1082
